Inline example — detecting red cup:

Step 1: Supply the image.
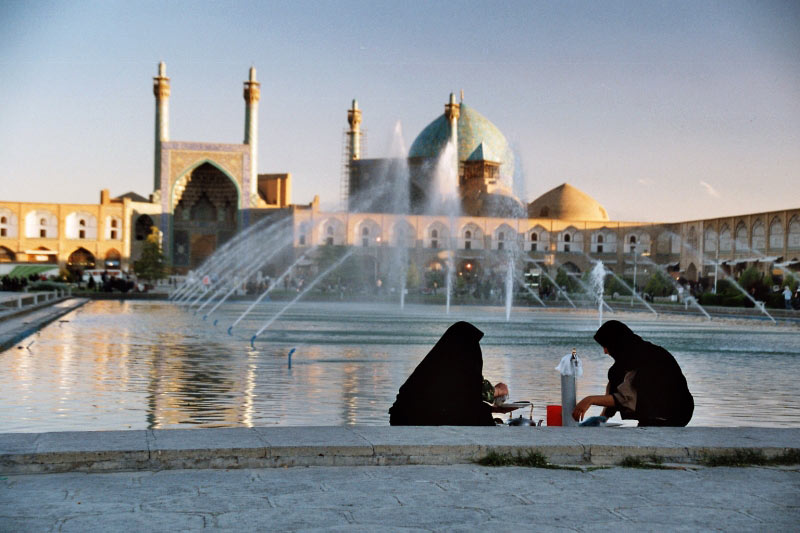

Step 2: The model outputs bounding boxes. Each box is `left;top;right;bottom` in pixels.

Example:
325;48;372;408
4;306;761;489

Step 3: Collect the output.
547;405;562;427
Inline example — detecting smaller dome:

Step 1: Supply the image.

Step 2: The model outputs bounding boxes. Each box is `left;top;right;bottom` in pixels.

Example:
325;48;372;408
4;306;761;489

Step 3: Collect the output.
528;183;609;221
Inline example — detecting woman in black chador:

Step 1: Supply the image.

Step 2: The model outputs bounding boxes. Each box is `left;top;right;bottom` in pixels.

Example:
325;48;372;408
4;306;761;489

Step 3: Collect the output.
572;320;694;427
389;321;494;426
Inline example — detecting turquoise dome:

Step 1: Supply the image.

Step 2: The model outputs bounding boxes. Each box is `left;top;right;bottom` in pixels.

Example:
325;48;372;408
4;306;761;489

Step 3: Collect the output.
408;103;514;179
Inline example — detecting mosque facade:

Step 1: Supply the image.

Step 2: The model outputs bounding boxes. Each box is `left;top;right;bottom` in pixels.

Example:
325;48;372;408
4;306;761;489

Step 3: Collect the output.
0;63;798;289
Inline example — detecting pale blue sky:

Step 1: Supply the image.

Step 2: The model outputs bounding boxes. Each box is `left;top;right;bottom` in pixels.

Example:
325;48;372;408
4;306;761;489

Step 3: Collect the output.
1;0;798;221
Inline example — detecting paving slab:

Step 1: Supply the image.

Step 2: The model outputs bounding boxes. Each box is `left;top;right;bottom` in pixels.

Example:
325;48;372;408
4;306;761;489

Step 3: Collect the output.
2;464;798;532
1;430;148;474
253;426;374;466
2;427;800;475
149;427;267;469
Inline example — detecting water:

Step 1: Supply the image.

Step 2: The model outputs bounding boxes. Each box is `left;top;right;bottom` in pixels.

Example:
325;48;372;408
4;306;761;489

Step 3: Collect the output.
1;300;799;432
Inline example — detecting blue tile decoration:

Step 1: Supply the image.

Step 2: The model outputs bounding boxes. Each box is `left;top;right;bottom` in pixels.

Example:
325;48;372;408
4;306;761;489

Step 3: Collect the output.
408;104;514;179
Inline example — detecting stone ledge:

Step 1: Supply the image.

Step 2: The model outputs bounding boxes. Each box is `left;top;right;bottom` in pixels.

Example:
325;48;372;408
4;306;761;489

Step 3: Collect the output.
1;426;798;474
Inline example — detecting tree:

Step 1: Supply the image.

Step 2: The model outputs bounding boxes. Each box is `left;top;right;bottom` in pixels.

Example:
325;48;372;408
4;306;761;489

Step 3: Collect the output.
134;227;167;281
644;271;674;298
406;261;421;289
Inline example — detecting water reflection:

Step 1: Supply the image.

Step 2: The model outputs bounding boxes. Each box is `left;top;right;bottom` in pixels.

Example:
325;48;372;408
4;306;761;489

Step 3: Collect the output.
0;300;799;432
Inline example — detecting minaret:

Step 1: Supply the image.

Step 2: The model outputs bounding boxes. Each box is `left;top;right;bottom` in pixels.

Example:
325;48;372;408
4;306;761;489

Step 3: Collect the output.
444;92;460;183
153;61;170;192
347;99;362;160
444;92;460;147
243;66;261;200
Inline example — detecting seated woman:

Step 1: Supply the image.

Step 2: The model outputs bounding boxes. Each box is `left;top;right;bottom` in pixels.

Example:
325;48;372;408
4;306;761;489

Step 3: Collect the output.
572;320;694;427
389;321;495;426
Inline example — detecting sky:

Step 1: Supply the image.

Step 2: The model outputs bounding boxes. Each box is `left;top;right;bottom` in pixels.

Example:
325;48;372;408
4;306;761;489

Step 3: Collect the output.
1;0;798;222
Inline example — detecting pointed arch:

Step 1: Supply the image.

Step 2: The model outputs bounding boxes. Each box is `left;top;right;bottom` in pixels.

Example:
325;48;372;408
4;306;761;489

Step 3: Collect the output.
425;221;449;249
558;226;582;252
492;223;516;251
751;219;765;252
0;245;15;262
170;159;241;211
354;218;381;247
25;210;57;238
735;222;748;251
135;214;155;241
104;248;121;268
317;217;346;246
460;222;483;250
66;211;98;240
67;247;96;269
0;208;18;238
719;224;732;252
592;227;617;253
527;224;549;252
788;216;800;250
704;226;717;253
390;219;416;248
768;216;784;250
105;215;122;240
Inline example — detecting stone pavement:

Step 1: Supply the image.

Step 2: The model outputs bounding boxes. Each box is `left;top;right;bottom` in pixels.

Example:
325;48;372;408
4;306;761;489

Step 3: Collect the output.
2;427;799;474
1;427;799;531
1;463;798;532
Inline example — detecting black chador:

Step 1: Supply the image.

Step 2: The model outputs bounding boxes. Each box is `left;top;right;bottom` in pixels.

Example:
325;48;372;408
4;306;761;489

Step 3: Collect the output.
389;321;494;426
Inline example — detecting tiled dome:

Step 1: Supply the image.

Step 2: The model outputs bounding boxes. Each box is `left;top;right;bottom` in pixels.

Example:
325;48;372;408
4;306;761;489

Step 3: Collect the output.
408;104;514;179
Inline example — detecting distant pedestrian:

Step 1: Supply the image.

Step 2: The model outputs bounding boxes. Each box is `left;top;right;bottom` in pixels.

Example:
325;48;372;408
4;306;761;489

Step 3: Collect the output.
784;286;793;310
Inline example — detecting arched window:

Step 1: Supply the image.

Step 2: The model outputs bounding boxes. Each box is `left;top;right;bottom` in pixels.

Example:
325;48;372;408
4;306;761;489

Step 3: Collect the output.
769;217;784;250
752;220;765;252
719;225;732;252
135;215;154;241
0;246;15;262
597;235;604;243
628;234;638;253
362;226;369;247
465;230;471;239
531;232;537;242
735;222;748;251
431;229;438;249
564;234;571;243
704;227;717;253
788;216;800;250
325;225;334;245
464;230;472;250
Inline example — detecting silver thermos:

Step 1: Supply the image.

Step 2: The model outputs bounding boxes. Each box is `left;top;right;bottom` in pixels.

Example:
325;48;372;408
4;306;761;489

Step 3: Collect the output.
561;349;579;427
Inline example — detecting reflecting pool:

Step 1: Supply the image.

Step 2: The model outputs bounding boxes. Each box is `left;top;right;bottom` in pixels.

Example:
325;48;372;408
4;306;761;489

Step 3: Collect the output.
1;300;799;432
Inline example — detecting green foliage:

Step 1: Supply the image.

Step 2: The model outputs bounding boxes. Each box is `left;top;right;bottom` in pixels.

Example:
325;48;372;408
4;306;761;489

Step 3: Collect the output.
538;271;553;293
699;449;800;467
604;275;632;296
554;268;579;293
643;271;674;298
476;449;583;470
425;268;444;289
133;227;167;281
406;261;420;289
737;267;762;292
